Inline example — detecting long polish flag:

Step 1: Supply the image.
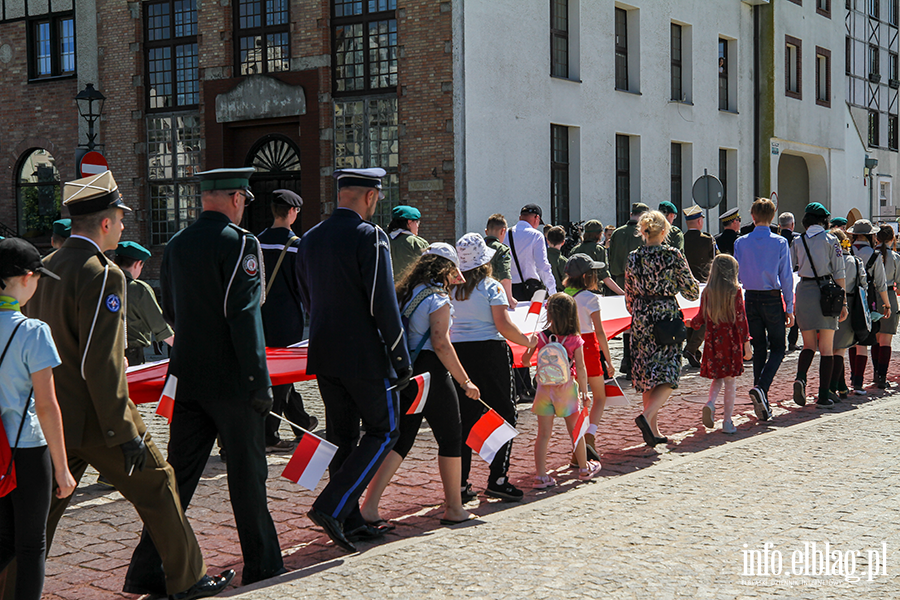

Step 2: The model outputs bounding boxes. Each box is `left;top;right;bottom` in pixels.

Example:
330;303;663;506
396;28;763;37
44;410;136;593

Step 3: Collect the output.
604;378;630;407
282;431;338;491
156;375;177;423
466;408;518;464
571;407;590;448
528;290;547;315
405;373;432;415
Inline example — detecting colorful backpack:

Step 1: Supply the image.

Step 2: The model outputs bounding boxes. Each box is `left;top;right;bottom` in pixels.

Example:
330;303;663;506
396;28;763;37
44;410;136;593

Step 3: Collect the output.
535;332;571;386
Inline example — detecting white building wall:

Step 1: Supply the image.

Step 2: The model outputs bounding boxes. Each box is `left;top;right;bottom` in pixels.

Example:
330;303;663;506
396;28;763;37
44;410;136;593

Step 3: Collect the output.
455;0;756;237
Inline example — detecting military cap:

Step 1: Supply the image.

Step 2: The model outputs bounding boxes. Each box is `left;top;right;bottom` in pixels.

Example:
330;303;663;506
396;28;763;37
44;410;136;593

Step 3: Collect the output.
334;167;386;190
658;201;678;216
684;205;704;220
392;205;421;221
804;202;830;218
272;189;303;208
196;167;256;202
116;240;151;262
848;219;876;235
583;219;603;233
631;202;650;215
52;218;72;238
0;238;60;283
719;208;740;223
63;171;131;216
830;217;848;227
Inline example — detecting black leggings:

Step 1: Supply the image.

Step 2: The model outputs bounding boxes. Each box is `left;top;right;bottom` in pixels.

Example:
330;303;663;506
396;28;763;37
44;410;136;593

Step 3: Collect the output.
0;446;52;600
393;350;462;459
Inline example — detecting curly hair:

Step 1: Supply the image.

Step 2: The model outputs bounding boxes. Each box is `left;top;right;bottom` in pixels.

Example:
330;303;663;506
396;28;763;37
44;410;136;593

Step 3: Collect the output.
877;224;896;265
396;253;457;307
636;210;671;242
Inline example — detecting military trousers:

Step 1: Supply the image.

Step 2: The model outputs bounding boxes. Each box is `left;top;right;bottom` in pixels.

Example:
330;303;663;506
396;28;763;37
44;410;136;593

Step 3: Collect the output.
124;394;283;589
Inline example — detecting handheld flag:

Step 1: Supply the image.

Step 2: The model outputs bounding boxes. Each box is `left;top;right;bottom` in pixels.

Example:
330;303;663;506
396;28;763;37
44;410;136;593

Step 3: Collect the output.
604;378;630;407
156;375;177;423
528;289;547;315
466;408;518;464
282;431;338;491
571;407;590;448
405;372;432;415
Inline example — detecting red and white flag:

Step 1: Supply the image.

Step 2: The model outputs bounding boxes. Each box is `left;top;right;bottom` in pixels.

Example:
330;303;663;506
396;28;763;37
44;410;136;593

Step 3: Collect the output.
156;375;177;424
604;378;630;407
528;289;547;315
405;373;432;415
282;432;338;491
571;407;590;448
466;408;518;464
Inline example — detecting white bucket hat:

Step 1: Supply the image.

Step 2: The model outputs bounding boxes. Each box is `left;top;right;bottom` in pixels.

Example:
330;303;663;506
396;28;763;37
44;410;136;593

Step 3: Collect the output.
456;232;496;272
423;242;460;268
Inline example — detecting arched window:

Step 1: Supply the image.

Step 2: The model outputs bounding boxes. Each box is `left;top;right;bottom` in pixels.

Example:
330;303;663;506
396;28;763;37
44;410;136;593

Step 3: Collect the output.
241;134;302;233
17;149;61;242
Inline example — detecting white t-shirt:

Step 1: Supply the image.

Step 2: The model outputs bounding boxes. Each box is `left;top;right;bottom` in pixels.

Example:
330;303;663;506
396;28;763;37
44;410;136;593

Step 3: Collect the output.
571;289;602;334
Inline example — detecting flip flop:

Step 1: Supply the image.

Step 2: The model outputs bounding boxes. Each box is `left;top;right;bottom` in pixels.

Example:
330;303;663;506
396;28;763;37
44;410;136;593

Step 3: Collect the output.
366;519;396;533
439;515;476;526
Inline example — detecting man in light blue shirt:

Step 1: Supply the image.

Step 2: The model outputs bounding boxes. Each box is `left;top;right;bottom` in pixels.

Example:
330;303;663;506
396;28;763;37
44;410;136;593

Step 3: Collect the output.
734;198;795;421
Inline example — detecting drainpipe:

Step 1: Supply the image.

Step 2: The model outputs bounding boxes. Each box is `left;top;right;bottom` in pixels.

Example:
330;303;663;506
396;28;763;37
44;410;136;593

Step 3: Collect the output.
866;155;878;220
753;5;760;199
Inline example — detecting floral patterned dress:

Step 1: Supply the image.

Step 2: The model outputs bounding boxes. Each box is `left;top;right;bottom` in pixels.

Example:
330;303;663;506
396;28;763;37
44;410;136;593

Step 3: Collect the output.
689;290;749;380
625;244;700;392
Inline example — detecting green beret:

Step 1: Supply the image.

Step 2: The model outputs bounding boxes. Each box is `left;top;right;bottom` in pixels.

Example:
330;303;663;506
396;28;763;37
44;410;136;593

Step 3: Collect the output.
52;218;72;238
830;217;848;227
392;205;421;221
116;241;151;261
658;201;678;215
583;219;603;233
804;202;830;218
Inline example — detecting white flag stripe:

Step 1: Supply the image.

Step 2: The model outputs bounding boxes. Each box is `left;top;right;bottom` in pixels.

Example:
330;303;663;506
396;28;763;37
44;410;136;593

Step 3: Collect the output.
161;374;177;400
477;421;518;464
297;440;338;491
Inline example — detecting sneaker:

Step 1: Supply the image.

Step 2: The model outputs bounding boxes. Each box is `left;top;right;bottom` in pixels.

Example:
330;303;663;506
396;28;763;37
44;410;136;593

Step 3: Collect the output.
852;388;868;396
816;396;835;409
722;419;737;434
460;483;477;502
485;479;524;502
683;350;702;368
702;403;715;429
793;379;807;407
266;439;297;453
578;460;602;480
749;387;771;421
534;474;557;489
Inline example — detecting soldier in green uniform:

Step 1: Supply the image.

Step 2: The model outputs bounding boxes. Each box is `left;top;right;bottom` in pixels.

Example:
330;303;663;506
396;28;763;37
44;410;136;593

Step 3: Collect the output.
114;241;174;367
50;218;71;249
571;220;624;295
716;208;742;255
546;225;568;291
484;214;516;308
608;203;648;378
125;167;284;590
16;171;233;600
681;205;718;367
659;202;684;251
388;205;428;279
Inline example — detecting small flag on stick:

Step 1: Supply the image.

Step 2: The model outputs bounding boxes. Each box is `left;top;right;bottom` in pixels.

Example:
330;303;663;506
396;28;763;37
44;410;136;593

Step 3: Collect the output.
282;431;338;491
156;375;177;423
604;378;630;407
466;408;518;464
571;407;590;448
527;289;547;316
405;373;432;415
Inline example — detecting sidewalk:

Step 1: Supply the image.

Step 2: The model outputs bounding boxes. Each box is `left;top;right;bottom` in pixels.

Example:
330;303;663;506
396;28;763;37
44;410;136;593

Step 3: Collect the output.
42;340;900;599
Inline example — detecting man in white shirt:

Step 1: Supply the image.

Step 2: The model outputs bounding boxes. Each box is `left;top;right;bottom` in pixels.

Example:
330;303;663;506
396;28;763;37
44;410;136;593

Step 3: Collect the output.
503;204;556;402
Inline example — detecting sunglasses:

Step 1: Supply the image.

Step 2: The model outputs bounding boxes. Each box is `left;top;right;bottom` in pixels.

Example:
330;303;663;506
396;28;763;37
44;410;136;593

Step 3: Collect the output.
233;189;255;206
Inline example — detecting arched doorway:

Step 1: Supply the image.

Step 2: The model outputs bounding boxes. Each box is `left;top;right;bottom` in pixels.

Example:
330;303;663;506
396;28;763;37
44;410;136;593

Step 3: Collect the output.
242;134;302;235
777;153;810;231
16;148;61;244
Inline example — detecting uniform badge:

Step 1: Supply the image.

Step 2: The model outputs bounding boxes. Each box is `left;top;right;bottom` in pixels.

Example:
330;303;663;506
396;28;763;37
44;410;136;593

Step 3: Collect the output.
242;254;259;276
105;293;121;313
835;244;842;258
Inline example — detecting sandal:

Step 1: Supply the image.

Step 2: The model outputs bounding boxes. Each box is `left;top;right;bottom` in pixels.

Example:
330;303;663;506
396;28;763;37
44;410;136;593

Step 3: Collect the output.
578;460;602;481
534;474;557;489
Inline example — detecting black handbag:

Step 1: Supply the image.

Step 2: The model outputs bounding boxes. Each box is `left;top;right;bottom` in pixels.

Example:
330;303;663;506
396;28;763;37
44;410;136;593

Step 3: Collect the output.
508;230;546;298
801;234;845;318
654;316;687;345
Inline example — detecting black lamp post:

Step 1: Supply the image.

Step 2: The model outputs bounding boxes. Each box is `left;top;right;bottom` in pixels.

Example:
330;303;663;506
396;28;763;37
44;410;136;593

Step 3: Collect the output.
74;83;106;150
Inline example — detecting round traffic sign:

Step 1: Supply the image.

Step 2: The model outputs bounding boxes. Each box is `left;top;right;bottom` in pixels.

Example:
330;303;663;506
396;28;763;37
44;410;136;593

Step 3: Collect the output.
79;151;109;177
691;174;724;209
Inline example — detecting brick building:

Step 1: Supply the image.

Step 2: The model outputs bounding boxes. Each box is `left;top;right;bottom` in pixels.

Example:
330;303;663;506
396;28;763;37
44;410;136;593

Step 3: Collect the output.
0;0;456;280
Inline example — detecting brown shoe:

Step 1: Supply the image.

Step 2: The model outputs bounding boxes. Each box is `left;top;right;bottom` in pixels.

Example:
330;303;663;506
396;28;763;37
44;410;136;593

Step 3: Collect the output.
266;439;297;454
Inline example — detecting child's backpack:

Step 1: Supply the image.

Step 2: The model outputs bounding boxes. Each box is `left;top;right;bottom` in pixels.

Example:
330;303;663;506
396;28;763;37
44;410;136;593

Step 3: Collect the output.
535;333;571;386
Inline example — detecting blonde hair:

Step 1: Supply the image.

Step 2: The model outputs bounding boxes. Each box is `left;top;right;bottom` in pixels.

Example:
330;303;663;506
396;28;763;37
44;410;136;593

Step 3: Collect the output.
545;293;579;337
702;254;741;325
636;210;671;242
751;198;777;223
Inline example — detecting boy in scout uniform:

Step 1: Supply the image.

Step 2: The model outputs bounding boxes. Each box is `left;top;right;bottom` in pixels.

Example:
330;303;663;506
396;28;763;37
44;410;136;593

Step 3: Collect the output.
682;205;717;367
484;214;516;308
125;167;284;590
11;171;232;600
115;241;174;367
387;205;428;279
546;225;568;292
659;202;684;251
572;219;623;295
608;203;648;377
715;208;742;255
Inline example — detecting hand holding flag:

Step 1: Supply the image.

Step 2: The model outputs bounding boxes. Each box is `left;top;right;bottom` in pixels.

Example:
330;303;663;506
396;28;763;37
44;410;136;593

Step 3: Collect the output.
571;407;590;448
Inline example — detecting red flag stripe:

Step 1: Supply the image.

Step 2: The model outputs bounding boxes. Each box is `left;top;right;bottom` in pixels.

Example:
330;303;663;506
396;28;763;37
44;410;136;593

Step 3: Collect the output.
282;434;321;483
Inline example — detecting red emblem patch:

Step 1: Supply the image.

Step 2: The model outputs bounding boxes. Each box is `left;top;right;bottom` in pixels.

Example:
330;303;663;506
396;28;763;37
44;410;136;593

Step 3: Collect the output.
242;254;259;276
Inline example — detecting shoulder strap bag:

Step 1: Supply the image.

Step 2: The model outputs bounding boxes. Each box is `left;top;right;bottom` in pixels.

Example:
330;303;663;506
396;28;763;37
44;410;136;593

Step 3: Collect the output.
801;234;845;318
507;229;545;299
402;286;444;364
0;320;30;497
265;233;300;297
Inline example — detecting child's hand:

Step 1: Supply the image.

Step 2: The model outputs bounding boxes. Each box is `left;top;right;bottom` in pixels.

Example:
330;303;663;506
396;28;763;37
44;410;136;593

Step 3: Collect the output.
685;318;692;328
582;393;592;410
55;468;77;499
743;341;753;361
525;333;539;348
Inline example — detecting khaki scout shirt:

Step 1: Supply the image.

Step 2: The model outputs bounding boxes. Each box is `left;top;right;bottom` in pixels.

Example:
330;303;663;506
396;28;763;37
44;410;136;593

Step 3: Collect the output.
125;270;173;349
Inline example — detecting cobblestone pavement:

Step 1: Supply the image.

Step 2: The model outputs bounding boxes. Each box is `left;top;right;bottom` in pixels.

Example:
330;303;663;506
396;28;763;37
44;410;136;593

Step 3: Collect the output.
42;338;900;599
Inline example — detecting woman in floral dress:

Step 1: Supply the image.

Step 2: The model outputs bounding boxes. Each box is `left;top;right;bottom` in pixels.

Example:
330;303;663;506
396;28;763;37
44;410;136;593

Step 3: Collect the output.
625;211;700;446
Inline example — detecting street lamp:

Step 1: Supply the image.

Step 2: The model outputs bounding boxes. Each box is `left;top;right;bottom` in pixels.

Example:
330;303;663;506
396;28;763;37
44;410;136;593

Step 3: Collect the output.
74;83;106;150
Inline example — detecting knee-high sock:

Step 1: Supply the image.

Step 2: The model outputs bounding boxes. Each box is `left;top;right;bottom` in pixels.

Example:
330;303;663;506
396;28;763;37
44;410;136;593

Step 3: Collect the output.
849;346;858;377
855;351;868;381
879;347;893;377
797;349;815;382
818;356;834;398
830;355;844;391
872;343;881;370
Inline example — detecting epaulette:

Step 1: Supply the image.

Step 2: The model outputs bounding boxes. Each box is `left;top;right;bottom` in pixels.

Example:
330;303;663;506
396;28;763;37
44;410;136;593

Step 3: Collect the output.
227;222;254;236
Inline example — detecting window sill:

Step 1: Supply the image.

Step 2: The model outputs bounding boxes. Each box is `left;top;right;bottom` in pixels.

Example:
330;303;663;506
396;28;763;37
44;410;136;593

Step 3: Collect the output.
550;75;582;84
816;99;832;108
668;99;693;106
28;73;77;84
615;88;641;96
719;108;740;115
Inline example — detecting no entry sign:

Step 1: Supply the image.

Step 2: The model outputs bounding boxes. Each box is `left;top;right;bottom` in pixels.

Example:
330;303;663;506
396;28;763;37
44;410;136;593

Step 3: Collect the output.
79;151;109;177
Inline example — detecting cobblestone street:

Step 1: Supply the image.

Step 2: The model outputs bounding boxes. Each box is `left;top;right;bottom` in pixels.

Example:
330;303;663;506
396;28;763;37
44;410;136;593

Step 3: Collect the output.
43;338;900;600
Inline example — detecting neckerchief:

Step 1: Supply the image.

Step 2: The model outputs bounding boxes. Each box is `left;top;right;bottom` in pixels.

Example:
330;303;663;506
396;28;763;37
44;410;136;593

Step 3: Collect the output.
0;296;21;312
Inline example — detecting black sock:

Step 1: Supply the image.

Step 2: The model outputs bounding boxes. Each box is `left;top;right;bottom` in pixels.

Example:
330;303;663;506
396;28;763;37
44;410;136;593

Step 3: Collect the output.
830;355;844;391
797;349;815;382
818;355;833;399
879;348;892;377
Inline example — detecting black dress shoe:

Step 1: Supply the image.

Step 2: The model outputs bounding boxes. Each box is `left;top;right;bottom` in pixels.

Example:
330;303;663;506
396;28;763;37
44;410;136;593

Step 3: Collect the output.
345;523;388;543
123;580;167;597
634;415;657;447
308;508;357;553
170;570;235;600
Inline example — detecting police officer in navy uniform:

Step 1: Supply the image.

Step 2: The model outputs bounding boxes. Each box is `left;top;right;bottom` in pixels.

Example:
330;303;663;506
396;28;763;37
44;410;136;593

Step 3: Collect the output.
125;167;284;590
715;208;742;255
257;188;317;450
297;167;412;553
